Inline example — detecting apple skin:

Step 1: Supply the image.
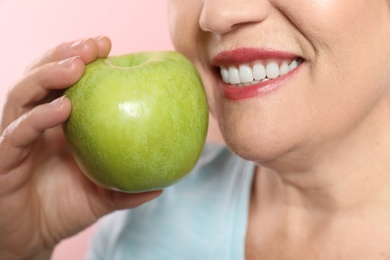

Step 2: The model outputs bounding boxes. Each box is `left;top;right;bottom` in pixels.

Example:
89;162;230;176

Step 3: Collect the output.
63;51;209;193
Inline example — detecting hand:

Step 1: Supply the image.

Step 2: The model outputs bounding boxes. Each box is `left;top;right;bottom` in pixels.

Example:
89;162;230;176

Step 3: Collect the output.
0;36;162;260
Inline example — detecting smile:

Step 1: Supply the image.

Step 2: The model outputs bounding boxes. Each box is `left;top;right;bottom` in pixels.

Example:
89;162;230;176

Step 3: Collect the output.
212;48;304;100
219;58;304;87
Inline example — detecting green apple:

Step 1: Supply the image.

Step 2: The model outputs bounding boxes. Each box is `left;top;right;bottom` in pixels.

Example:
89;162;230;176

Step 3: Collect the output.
63;51;208;193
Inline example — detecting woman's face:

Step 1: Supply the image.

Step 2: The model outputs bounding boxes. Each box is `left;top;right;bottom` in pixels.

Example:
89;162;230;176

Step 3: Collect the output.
168;0;390;163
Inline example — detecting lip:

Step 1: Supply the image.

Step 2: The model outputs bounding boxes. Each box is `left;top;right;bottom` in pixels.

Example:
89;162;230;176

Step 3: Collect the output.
211;48;303;101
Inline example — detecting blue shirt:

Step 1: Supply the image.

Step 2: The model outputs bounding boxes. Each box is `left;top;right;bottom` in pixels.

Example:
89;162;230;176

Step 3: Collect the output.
86;142;255;260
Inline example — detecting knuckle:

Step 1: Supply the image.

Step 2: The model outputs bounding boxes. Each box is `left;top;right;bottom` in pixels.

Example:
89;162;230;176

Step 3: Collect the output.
20;62;59;89
44;43;65;61
1;111;33;146
0;121;14;145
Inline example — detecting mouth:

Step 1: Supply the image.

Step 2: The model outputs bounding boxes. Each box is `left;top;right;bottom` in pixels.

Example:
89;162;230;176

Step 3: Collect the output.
219;58;304;87
212;48;305;100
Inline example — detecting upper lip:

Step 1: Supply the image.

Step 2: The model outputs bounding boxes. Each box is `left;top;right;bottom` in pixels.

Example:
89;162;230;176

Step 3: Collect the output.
211;47;302;67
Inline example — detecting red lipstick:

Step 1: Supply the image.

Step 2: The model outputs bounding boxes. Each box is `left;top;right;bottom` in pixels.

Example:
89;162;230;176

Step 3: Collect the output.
212;48;297;66
211;48;303;101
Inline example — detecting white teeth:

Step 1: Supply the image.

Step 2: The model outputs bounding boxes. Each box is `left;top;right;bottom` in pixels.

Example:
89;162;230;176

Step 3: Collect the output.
220;58;302;86
279;61;289;76
266;61;279;79
239;64;254;83
253;62;266;81
221;67;229;83
289;60;298;71
228;67;240;84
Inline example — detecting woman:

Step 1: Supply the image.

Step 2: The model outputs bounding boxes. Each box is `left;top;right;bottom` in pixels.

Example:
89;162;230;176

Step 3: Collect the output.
1;0;390;259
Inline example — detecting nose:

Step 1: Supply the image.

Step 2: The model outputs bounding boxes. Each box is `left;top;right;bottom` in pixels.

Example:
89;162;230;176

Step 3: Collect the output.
199;0;271;34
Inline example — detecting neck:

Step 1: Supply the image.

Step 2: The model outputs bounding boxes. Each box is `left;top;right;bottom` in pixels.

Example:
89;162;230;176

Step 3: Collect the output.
254;98;390;214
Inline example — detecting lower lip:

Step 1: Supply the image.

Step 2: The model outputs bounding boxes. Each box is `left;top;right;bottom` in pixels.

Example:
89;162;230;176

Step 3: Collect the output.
220;64;302;101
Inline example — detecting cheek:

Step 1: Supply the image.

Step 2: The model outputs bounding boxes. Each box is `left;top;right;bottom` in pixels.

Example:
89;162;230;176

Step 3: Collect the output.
167;0;203;59
192;61;219;120
168;1;220;117
283;0;390;132
282;0;363;37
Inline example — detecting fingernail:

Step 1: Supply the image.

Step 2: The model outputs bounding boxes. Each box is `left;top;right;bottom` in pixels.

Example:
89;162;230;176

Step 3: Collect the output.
49;96;65;107
58;56;80;67
71;38;87;49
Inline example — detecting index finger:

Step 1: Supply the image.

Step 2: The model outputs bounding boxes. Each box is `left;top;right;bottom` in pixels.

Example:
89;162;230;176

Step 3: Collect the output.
26;36;112;72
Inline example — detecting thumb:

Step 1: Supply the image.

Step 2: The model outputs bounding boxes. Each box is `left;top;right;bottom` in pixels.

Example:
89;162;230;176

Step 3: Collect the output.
89;188;163;218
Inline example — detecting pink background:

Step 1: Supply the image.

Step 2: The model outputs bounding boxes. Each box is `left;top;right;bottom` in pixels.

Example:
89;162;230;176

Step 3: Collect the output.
0;1;172;259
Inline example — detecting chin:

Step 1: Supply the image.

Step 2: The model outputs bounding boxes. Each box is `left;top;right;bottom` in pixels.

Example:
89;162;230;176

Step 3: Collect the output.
219;122;298;164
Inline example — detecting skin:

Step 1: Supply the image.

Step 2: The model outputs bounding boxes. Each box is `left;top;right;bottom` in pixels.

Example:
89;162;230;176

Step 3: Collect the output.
168;0;390;258
1;1;390;259
0;37;162;260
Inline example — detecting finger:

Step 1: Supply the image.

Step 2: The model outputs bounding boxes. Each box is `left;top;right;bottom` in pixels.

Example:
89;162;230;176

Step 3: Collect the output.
0;96;71;174
1;56;82;130
2;36;111;129
15;56;83;106
94;36;112;58
27;36;112;72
